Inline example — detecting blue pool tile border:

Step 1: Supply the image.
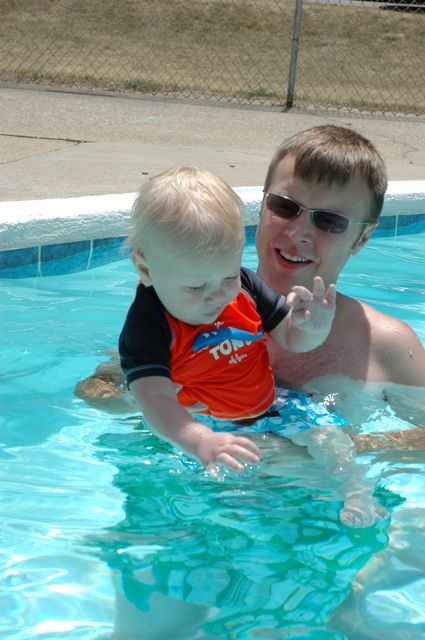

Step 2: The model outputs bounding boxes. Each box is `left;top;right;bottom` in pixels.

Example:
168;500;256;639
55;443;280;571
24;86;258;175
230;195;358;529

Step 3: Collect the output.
41;239;91;277
1;245;40;278
1;214;425;279
91;237;129;269
0;236;129;278
396;214;425;234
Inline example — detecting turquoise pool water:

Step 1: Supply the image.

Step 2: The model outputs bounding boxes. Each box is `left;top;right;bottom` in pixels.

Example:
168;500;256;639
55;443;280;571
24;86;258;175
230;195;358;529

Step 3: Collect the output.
1;232;424;639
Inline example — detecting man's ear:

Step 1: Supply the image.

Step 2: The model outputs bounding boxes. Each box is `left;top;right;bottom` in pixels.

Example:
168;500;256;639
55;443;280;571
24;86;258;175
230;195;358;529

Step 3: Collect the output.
131;250;153;285
351;221;378;255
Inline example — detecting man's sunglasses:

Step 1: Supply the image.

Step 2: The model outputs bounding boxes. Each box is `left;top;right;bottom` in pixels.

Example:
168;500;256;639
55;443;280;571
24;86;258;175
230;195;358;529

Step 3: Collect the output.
263;192;373;234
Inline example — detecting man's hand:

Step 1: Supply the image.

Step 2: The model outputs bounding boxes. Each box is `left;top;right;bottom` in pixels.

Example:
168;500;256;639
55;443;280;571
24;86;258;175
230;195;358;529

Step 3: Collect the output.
288;276;336;334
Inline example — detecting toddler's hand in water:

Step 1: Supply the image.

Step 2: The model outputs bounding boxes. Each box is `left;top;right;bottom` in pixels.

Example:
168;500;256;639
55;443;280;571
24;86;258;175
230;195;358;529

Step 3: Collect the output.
195;431;260;475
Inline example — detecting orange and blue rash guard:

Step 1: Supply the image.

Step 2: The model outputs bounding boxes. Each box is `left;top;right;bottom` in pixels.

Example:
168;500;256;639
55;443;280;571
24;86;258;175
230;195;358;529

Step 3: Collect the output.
119;267;290;420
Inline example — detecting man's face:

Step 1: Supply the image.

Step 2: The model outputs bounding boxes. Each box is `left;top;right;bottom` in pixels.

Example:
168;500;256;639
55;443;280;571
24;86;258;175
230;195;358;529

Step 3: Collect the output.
256;154;377;294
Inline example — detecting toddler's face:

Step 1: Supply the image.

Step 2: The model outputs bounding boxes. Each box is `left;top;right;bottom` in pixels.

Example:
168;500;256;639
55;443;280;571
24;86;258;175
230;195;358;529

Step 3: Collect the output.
142;243;244;325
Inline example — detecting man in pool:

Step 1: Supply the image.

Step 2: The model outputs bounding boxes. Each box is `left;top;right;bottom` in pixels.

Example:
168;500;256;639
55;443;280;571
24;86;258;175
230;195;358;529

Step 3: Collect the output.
257;125;425;392
84;126;424;640
256;125;425;448
75;125;425;444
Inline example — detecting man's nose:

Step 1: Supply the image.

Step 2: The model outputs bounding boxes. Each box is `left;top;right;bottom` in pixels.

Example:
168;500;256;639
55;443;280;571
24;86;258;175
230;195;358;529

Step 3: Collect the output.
283;209;314;241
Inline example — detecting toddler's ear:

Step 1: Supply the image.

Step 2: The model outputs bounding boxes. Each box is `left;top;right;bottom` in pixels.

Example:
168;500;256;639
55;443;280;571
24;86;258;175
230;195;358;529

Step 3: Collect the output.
131;250;153;285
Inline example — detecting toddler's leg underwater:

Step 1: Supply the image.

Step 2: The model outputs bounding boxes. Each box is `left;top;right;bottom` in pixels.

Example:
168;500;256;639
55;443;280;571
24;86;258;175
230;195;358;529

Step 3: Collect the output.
290;425;389;528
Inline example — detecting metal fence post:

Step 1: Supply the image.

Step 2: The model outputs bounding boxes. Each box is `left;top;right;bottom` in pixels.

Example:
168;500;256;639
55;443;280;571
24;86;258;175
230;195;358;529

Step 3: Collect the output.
285;0;303;111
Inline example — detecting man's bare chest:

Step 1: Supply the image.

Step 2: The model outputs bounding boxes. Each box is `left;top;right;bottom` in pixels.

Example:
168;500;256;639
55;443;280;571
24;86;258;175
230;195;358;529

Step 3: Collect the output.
268;337;370;388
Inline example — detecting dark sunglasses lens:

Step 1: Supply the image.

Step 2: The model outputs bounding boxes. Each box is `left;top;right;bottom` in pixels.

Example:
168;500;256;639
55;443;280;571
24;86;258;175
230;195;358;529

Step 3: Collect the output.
313;210;349;233
266;193;350;233
266;194;299;219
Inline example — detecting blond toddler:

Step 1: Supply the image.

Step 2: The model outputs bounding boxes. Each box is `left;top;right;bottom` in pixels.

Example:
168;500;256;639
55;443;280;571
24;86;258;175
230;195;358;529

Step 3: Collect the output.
119;168;336;474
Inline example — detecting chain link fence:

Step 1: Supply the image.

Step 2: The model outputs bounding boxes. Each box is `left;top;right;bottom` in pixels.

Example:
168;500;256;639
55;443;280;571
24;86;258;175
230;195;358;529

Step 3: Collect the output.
0;0;424;115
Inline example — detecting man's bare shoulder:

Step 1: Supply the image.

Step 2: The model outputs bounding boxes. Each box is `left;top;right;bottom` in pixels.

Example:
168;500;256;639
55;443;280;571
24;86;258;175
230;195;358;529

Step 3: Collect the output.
352;297;425;386
355;296;421;347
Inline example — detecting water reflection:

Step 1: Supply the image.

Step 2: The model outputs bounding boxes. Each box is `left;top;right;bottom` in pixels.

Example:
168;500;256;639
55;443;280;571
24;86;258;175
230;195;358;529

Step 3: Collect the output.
93;424;392;639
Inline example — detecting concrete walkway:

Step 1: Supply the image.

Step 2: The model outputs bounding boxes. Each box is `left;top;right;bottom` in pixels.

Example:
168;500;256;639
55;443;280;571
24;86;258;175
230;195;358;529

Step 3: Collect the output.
0;85;425;202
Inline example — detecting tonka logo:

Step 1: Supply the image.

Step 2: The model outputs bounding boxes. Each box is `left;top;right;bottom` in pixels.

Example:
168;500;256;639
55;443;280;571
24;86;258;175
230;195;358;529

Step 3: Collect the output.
209;338;252;361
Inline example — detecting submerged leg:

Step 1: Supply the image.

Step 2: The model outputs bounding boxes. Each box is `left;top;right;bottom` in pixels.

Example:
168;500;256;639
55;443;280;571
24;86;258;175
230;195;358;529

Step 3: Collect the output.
289;426;389;528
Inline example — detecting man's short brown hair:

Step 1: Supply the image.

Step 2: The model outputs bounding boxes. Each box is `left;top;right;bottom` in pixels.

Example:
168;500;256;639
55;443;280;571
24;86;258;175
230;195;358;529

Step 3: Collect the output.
264;125;388;220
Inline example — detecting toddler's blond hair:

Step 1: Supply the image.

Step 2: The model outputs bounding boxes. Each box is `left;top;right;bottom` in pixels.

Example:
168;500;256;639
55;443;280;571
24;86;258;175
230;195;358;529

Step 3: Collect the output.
130;167;245;256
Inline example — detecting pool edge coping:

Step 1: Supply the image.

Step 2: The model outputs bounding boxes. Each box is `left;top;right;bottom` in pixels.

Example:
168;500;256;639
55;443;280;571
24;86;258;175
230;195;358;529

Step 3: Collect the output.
1;181;425;252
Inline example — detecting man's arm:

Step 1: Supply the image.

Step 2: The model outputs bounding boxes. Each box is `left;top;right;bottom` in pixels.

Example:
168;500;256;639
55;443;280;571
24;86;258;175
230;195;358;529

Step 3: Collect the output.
368;314;425;429
369;306;425;387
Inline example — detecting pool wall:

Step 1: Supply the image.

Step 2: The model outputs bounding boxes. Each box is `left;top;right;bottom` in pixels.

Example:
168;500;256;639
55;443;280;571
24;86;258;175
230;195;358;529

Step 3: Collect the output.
1;182;425;278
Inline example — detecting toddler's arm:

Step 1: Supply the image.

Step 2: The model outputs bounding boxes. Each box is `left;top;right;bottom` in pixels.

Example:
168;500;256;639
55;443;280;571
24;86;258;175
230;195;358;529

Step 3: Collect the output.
130;376;260;473
269;276;336;352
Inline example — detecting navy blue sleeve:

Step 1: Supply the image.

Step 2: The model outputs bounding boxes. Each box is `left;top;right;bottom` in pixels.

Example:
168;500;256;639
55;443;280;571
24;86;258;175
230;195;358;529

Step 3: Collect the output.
240;267;290;331
118;283;173;386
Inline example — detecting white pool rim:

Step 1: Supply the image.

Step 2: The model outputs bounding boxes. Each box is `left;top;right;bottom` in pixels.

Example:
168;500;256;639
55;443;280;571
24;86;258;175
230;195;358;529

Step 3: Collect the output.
1;181;425;252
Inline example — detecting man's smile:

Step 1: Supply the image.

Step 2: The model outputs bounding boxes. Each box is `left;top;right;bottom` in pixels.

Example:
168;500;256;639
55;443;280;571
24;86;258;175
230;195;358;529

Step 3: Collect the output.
277;249;312;265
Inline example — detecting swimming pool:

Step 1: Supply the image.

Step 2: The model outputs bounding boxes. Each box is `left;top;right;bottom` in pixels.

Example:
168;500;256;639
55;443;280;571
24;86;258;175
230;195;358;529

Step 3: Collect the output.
1;188;425;639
